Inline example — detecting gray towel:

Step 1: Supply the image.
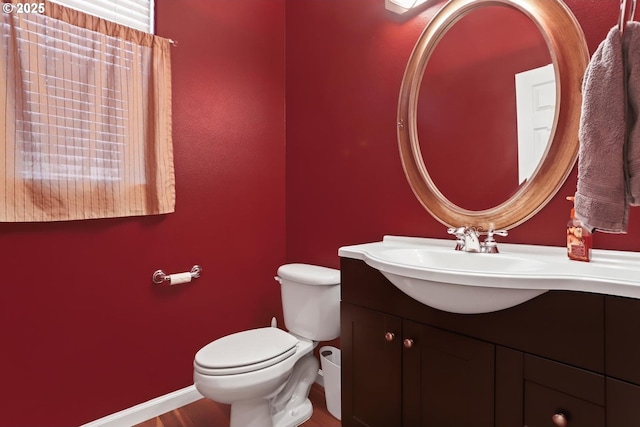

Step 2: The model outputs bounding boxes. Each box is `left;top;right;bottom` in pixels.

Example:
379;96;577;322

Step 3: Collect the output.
626;22;640;205
575;26;628;233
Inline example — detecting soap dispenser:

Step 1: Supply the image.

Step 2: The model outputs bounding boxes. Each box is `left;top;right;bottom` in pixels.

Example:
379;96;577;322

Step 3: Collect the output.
566;196;592;262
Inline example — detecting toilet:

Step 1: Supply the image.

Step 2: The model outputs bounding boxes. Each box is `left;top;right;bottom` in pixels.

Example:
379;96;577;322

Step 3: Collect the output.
193;263;340;427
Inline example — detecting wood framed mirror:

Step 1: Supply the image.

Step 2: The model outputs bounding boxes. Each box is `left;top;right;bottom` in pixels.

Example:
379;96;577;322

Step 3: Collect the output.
397;0;589;230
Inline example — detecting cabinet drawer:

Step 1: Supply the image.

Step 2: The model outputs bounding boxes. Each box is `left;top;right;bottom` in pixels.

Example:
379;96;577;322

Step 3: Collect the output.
524;382;605;427
524;355;605;427
524;355;604;405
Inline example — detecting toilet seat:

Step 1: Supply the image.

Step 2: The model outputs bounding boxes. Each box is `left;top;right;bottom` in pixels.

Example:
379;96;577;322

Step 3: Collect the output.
194;327;299;376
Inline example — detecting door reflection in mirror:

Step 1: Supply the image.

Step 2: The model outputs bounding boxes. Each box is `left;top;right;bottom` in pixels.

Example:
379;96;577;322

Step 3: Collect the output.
515;63;556;185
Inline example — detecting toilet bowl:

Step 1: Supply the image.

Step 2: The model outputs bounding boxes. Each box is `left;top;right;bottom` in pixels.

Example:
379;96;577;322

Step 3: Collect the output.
193;264;340;427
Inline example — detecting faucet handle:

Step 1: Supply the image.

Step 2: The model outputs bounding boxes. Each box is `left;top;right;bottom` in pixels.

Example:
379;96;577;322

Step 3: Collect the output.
482;228;508;253
485;228;508;238
447;226;466;236
447;226;467;251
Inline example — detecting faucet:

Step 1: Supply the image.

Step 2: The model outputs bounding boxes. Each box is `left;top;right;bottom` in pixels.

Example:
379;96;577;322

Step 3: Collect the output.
447;226;481;252
447;226;508;253
464;228;482;252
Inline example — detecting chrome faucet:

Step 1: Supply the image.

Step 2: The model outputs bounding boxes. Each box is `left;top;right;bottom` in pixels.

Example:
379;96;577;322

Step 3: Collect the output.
447;226;508;253
447;226;481;252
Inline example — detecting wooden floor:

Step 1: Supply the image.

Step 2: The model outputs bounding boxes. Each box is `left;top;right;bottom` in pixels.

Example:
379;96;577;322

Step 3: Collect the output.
134;383;341;427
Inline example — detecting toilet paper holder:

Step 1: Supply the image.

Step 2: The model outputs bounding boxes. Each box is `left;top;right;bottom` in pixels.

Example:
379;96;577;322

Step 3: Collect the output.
153;265;202;284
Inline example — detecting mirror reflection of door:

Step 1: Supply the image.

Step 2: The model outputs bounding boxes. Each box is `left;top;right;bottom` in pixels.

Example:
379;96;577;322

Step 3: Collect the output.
417;5;552;211
515;63;556;185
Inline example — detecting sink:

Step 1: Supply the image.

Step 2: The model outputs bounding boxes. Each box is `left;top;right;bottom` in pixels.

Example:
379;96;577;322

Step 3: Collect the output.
375;247;547;274
337;235;640;314
365;247;548;314
378;272;546;314
368;247;549;313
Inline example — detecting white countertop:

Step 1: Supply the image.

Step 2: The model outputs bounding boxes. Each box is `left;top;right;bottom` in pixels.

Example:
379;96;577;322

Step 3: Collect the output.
339;235;640;301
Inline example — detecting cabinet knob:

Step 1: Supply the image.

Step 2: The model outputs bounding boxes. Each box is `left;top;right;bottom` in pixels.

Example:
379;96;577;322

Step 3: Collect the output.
384;332;395;342
551;412;568;427
403;338;414;348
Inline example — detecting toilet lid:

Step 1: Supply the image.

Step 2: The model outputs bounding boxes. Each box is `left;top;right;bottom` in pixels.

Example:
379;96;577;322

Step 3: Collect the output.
194;328;298;375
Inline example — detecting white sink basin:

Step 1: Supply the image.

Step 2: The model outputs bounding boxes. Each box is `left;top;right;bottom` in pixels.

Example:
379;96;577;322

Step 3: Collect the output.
375;247;547;274
338;236;640;314
367;247;548;313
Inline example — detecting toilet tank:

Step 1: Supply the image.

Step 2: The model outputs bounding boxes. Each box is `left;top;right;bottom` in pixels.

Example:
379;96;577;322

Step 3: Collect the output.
276;264;340;341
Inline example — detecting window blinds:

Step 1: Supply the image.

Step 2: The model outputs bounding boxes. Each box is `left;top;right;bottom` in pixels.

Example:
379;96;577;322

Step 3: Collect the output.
9;17;140;183
49;0;154;33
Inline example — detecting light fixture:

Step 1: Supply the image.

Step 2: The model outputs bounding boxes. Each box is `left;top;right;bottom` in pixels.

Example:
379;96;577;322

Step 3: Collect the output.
385;0;430;14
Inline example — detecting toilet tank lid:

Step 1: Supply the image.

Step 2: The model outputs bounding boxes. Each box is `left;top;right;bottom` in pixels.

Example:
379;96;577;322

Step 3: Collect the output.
277;263;340;286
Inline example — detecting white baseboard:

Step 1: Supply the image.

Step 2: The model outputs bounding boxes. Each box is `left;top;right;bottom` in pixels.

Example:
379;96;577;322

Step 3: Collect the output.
80;385;203;427
81;371;326;427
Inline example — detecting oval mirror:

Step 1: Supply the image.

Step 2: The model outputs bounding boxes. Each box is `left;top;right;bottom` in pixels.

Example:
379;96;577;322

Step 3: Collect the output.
419;5;552;211
397;0;589;230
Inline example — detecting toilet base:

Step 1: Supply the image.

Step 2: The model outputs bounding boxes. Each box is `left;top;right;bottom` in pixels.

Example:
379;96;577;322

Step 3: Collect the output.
273;398;312;427
225;353;317;427
230;398;268;427
228;396;312;427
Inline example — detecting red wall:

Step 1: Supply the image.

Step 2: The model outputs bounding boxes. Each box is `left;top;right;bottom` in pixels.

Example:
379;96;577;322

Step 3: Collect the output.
286;0;640;270
2;1;637;425
0;1;285;425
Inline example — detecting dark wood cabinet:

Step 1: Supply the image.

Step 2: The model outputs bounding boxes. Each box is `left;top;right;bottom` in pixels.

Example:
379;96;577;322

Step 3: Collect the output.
413;324;494;427
498;350;606;427
523;382;604;427
342;302;494;427
606;296;640;385
606;378;640;427
341;302;402;427
340;257;640;427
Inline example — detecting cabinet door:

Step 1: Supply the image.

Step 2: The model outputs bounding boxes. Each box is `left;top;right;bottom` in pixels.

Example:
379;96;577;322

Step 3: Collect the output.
409;324;495;427
606;296;640;385
607;378;640;426
341;302;402;427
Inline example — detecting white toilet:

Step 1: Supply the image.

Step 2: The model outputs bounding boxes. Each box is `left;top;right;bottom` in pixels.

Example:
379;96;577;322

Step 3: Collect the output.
193;263;340;427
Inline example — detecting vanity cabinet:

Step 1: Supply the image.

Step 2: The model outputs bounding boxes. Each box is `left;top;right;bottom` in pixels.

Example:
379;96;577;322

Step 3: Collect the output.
342;302;494;427
340;257;640;427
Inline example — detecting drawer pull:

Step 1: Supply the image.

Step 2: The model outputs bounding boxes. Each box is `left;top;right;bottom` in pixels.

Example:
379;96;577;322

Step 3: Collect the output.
384;332;395;342
403;338;414;348
551;412;568;427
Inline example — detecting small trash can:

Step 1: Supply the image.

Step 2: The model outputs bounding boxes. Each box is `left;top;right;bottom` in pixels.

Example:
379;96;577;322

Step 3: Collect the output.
320;346;341;420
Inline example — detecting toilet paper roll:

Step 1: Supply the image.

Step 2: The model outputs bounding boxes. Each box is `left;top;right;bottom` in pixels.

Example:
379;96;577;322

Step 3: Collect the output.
169;272;192;285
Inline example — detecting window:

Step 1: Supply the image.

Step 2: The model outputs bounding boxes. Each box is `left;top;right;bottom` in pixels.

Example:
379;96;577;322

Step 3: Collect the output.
0;0;174;221
49;0;154;33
